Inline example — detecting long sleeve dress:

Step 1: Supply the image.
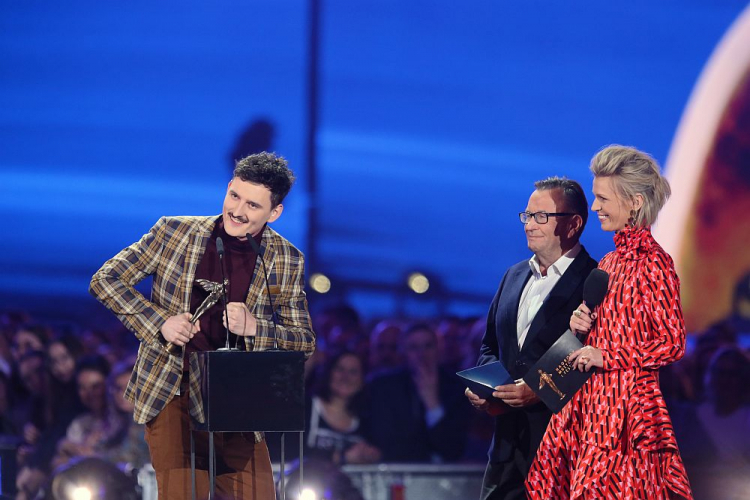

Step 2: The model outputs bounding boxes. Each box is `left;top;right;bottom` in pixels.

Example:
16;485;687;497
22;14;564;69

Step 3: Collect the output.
525;226;693;499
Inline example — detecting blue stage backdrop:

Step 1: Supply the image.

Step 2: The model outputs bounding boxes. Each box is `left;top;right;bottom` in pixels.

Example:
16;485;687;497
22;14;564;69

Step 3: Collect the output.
0;1;747;324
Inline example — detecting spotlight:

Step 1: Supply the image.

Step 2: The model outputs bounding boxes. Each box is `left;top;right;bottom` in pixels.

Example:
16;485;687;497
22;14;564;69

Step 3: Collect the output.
407;272;430;294
310;273;331;293
299;487;318;500
69;486;93;500
51;457;139;500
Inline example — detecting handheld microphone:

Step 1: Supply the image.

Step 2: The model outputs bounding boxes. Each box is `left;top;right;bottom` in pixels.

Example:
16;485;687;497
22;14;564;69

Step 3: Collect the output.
247;233;279;350
216;237;233;351
574;268;610;341
582;268;609;310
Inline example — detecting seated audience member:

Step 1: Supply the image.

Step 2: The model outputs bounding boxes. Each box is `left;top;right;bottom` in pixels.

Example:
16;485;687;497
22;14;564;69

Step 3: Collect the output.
436;317;467;374
0;313;31;377
0;371;18;435
47;334;83;387
461;317;486;372
306;351;381;465
697;347;750;461
675;346;750;498
51;355;124;469
362;324;469;463
15;347;85;500
312;304;361;348
687;321;738;401
725;271;750;335
16;351;48;453
101;359;150;470
10;325;49;366
46;334;86;423
460;316;496;463
9;326;49;407
368;320;404;375
14;339;85;498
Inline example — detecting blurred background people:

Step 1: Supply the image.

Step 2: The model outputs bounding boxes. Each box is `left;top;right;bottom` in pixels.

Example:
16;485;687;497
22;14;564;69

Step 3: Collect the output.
362;323;469;463
306;351;381;465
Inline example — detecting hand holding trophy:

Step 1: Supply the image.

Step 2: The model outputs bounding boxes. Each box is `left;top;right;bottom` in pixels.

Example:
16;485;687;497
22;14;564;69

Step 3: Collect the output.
165;279;228;355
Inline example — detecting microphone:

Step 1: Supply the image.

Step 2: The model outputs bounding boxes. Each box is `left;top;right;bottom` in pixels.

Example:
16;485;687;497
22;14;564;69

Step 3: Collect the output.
247;233;279;350
573;268;610;341
216;237;233;351
582;268;609;310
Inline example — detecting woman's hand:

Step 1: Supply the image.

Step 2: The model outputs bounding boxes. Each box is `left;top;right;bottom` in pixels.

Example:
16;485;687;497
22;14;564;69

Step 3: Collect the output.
568;345;603;372
570;302;596;336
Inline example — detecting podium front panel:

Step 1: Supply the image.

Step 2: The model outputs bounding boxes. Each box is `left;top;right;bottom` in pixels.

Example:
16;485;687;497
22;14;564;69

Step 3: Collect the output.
191;350;305;432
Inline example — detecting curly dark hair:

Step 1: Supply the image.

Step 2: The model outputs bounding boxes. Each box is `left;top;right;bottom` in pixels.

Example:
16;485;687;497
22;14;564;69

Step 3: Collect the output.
233;151;296;207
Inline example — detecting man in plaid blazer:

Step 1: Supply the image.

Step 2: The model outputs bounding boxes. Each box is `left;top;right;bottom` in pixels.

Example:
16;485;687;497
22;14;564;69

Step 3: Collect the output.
90;152;315;499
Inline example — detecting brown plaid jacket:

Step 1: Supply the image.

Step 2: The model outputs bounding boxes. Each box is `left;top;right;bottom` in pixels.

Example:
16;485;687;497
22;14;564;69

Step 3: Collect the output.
89;216;315;440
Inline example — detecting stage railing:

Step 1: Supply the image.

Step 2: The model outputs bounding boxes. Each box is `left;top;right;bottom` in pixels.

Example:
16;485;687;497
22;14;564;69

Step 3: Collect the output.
138;462;485;500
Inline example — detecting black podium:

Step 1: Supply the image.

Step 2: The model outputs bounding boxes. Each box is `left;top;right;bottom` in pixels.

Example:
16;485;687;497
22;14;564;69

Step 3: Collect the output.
190;350;305;500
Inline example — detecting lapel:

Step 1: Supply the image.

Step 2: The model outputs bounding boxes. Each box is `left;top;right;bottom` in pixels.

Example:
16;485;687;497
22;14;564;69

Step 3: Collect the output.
245;226;277;314
520;247;591;352
502;264;532;361
177;217;215;311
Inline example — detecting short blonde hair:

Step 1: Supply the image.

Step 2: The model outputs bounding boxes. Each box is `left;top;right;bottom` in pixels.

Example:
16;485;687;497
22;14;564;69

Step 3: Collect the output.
589;145;671;227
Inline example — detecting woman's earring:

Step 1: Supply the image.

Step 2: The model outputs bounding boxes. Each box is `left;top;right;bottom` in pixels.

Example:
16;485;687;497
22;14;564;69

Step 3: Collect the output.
628;209;636;227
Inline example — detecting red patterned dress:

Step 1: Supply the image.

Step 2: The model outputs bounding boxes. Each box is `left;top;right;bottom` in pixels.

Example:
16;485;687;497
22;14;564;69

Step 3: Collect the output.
525;226;693;499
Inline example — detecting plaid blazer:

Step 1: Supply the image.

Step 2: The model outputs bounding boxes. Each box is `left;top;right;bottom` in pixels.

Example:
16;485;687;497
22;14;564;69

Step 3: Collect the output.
90;216;315;437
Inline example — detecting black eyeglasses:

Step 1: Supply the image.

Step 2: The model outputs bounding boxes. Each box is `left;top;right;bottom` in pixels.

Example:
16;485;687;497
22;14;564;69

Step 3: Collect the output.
519;211;576;224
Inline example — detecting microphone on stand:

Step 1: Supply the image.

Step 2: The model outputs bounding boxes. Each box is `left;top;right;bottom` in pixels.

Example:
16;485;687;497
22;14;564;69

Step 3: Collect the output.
246;233;279;350
216;237;233;351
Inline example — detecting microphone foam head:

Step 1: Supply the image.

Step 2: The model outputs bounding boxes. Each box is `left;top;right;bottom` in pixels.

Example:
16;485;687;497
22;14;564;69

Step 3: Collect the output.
216;237;225;257
246;233;262;253
583;268;609;310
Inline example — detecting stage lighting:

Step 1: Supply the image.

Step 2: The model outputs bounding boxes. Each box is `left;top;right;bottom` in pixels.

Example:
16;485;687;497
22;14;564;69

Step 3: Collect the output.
310;273;331;293
50;457;139;500
299;487;318;500
407;272;430;294
69;486;93;500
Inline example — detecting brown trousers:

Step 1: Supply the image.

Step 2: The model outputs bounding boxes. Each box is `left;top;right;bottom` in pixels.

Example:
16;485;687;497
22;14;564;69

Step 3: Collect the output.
145;387;275;500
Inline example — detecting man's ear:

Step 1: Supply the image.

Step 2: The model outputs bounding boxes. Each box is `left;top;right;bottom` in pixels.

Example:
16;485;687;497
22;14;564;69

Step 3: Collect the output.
268;203;284;223
567;214;583;239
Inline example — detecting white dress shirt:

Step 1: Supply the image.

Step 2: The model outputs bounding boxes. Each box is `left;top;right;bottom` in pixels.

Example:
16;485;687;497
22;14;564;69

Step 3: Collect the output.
516;244;581;349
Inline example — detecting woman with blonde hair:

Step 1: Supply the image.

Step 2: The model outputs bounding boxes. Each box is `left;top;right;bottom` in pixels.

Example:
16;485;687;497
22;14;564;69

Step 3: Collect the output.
526;145;693;499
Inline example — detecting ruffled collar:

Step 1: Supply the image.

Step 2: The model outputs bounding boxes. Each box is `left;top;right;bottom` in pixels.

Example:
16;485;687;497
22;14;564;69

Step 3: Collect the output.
613;225;654;260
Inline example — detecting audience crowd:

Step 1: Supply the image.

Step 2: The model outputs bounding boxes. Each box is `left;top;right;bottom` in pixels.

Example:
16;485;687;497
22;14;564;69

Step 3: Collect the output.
1;272;748;499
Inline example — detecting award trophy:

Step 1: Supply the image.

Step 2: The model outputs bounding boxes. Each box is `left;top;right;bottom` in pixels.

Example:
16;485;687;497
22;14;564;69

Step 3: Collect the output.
165;278;228;355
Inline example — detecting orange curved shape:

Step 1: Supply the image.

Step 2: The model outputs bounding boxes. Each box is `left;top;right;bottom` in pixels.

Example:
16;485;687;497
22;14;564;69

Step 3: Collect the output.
657;5;750;332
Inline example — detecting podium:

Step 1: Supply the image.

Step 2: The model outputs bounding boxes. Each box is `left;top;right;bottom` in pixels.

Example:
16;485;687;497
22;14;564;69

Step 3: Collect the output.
190;350;305;500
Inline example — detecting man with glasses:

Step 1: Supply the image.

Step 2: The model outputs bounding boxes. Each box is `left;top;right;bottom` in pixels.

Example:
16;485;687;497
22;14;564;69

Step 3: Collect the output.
465;177;597;500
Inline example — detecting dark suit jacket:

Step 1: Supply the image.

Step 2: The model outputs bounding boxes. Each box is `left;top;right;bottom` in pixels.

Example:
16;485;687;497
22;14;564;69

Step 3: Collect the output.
478;246;597;464
361;367;470;463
